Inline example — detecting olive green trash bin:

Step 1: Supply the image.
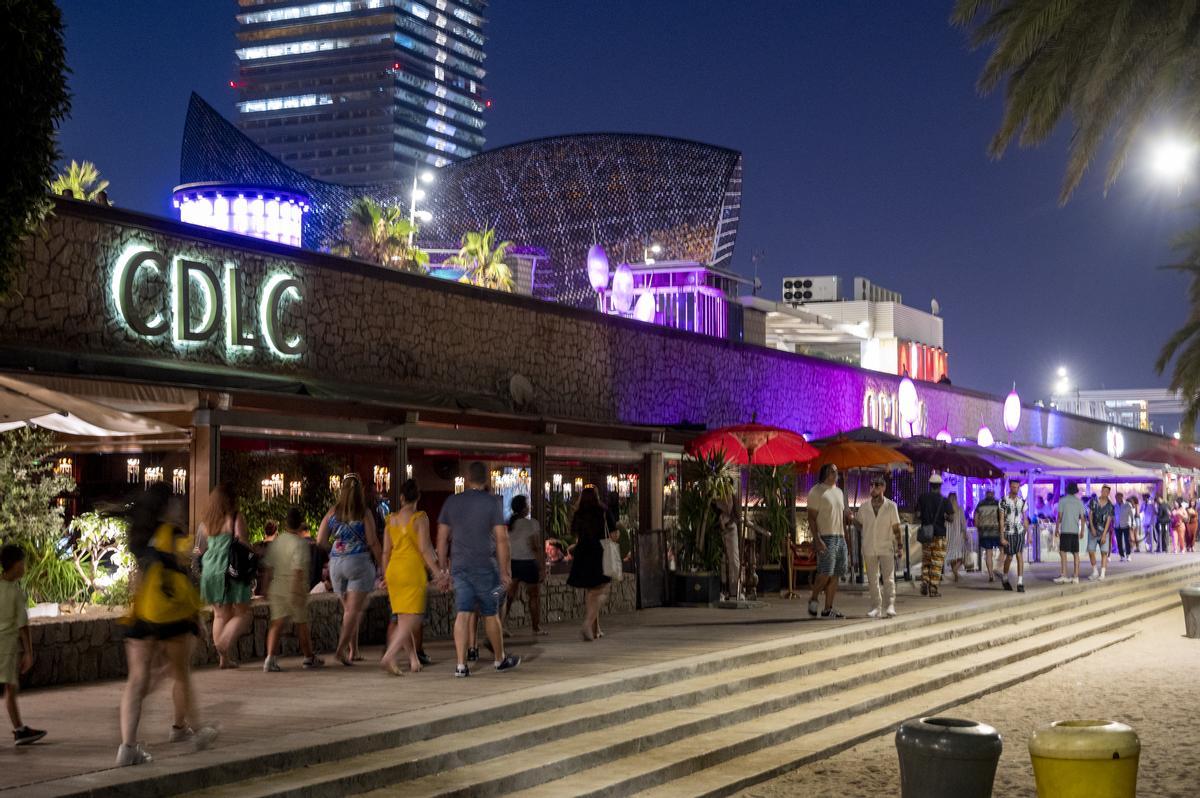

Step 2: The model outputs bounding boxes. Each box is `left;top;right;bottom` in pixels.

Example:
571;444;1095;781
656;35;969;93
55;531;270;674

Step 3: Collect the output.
895;717;1003;798
1028;720;1140;797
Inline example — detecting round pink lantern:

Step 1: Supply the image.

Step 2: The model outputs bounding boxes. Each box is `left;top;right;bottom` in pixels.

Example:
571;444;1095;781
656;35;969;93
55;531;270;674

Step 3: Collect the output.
935;428;952;443
612;263;635;312
1003;386;1021;434
977;424;995;448
587;244;610;292
633;292;656;323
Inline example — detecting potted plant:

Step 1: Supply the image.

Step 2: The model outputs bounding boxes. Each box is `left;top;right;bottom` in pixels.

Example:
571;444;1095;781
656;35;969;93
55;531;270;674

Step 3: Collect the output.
751;465;795;595
674;451;737;605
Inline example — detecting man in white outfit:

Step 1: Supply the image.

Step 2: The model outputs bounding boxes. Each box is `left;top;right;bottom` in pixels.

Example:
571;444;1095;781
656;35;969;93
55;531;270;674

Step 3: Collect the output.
856;474;902;618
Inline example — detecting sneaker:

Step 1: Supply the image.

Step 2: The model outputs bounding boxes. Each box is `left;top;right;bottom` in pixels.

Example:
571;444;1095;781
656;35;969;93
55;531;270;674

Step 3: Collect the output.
885;604;897;617
807;600;819;617
1071;577;1079;584
192;726;218;752
417;650;433;667
1099;571;1106;581
116;742;153;766
1002;580;1013;591
494;654;522;672
263;657;282;673
168;725;194;743
467;647;479;663
866;607;881;619
1088;570;1099;581
920;582;928;596
13;726;46;746
1053;576;1069;584
1017;583;1025;593
301;656;325;669
820;608;845;620
454;665;470;678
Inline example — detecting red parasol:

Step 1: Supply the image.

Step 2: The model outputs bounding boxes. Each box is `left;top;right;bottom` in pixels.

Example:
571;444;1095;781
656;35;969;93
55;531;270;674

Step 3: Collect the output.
687;423;820;466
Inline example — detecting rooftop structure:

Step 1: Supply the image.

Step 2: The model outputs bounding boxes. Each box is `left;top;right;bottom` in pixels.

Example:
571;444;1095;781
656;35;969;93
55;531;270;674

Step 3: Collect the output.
594;260;752;339
742;277;947;381
233;0;488;183
1050;388;1187;433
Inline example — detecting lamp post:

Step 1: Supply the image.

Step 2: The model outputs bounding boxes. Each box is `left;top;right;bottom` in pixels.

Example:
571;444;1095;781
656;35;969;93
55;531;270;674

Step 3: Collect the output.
408;163;435;247
643;242;663;264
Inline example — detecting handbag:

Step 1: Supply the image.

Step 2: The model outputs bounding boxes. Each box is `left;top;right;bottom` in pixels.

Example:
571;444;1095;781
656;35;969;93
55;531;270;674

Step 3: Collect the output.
601;539;622;579
917;497;947;545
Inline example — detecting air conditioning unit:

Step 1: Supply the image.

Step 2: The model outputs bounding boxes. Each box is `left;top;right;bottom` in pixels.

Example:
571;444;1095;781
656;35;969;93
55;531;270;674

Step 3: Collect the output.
853;277;902;304
781;275;839;305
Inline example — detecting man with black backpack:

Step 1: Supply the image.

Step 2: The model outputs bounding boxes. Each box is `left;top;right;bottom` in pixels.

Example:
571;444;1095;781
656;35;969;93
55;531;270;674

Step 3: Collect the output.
973;488;1002;583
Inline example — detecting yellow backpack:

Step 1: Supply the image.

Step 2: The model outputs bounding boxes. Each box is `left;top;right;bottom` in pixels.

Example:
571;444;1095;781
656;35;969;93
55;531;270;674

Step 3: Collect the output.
129;524;202;625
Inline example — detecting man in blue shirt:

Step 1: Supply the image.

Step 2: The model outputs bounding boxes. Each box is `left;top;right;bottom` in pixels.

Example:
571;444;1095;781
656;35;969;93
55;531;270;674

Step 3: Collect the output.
437;462;522;677
1053;482;1086;584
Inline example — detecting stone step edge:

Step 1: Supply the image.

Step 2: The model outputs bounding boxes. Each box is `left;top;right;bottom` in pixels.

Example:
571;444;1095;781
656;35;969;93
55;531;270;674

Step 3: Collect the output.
26;563;1198;798
366;593;1178;798
174;577;1185;798
637;622;1156;798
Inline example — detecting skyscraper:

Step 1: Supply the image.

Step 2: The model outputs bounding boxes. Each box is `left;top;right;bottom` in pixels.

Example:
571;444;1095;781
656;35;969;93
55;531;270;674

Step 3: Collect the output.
233;0;487;185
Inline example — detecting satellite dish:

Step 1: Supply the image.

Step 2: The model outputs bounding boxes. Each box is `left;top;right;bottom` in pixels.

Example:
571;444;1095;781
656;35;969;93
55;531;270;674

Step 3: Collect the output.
509;374;536;410
930;298;940;316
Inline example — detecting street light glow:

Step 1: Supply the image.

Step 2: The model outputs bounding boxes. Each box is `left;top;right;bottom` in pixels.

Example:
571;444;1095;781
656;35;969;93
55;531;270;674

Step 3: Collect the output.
1150;137;1196;182
419;171;435;184
1056;366;1067;378
650;243;663;255
415;210;433;223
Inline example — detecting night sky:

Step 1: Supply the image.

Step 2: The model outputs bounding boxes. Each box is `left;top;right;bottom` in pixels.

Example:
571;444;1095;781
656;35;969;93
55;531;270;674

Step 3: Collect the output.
55;1;1197;414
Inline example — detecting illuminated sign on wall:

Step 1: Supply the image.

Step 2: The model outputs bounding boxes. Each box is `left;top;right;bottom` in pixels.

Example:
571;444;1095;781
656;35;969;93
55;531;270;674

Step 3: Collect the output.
112;245;304;356
863;384;925;437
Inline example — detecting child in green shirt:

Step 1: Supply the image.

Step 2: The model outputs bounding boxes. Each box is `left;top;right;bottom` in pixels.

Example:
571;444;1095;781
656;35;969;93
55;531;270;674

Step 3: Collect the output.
1;544;47;745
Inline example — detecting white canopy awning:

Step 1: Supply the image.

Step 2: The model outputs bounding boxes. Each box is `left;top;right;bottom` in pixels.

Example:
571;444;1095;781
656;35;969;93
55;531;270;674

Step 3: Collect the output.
0;374;182;437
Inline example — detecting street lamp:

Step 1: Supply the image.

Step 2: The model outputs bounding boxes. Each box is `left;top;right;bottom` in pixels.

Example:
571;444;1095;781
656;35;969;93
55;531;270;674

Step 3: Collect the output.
643;242;663;264
1149;135;1196;194
408;165;435;246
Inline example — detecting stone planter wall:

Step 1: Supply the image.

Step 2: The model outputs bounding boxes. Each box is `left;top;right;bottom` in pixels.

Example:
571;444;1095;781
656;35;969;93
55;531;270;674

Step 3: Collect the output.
21;575;634;689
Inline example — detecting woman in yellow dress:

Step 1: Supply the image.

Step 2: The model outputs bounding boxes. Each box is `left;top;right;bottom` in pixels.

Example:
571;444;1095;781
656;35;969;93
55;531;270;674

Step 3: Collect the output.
380;479;445;675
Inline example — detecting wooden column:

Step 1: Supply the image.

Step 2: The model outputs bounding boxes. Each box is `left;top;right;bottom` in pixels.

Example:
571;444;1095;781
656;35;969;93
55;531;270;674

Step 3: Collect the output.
640;451;665;534
531;445;547;528
188;424;219;536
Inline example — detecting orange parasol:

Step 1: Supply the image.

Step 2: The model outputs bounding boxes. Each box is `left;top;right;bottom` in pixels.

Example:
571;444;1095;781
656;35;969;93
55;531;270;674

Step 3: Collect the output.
805;439;911;473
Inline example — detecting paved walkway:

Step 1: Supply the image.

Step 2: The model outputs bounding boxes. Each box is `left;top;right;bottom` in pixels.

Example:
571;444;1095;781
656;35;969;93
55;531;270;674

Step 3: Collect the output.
3;553;1197;794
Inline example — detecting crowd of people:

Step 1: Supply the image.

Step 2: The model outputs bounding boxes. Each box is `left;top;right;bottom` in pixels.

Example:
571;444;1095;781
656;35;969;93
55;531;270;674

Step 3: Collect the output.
803;470;1199;619
0;461;636;763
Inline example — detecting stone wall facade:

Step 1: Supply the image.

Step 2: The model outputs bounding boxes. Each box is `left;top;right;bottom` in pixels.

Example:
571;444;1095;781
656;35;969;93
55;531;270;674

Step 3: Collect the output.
21;576;635;689
0;201;1169;453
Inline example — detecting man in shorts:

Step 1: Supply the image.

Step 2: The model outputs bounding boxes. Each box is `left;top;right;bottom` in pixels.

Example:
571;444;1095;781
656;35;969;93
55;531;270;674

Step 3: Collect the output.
973;488;1002;582
807;463;849;620
1053;482;1085;584
1087;485;1114;581
437;462;521;677
999;479;1029;592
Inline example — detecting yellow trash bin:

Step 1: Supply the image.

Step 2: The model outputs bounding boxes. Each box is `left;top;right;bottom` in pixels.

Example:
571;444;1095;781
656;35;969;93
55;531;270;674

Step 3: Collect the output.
1028;720;1140;798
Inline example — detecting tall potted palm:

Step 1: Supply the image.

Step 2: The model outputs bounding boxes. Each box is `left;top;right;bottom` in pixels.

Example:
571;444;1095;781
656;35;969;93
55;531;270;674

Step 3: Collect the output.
448;228;515;291
675;451;737;604
750;465;795;594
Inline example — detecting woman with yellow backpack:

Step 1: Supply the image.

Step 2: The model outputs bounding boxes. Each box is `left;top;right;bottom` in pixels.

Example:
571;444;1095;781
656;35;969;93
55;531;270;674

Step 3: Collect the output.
116;484;217;767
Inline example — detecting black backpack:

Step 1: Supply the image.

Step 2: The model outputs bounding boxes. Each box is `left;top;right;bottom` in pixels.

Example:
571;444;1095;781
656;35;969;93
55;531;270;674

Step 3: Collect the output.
226;537;258;584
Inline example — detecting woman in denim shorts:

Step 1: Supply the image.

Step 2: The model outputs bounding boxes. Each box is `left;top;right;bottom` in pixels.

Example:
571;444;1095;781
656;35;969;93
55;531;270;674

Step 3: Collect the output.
318;474;382;666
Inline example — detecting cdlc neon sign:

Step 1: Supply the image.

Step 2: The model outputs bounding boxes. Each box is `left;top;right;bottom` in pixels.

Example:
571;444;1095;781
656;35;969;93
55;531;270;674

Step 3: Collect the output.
112;245;304;356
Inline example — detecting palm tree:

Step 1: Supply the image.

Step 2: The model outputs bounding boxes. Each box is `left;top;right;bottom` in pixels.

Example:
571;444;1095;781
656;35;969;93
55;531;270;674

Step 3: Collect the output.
954;2;1200;436
49;160;109;202
952;1;1200;204
1157;225;1200;436
448;228;515;291
331;197;428;273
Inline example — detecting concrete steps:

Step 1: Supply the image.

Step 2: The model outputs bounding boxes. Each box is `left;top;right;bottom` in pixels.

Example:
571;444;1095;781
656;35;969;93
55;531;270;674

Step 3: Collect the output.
171;562;1199;798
